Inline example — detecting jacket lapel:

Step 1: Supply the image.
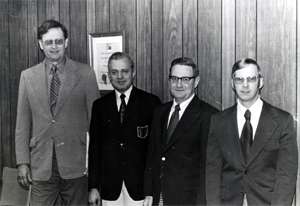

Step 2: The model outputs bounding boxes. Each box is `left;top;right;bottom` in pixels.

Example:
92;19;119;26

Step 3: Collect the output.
105;91;120;123
122;87;142;124
164;96;201;151
54;57;81;116
30;62;52;119
247;102;278;165
220;105;245;165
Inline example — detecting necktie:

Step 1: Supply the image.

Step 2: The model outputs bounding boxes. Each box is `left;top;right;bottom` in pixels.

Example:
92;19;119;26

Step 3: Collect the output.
240;110;253;162
50;65;60;116
166;104;181;144
119;94;126;123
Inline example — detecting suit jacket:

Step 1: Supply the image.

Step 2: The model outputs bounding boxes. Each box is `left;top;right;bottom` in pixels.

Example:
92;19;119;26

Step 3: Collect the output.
206;100;298;206
144;95;218;206
88;87;161;201
15;57;100;181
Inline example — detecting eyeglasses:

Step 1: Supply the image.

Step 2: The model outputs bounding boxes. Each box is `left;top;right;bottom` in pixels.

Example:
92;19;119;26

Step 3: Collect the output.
42;39;64;46
233;75;260;84
169;76;196;84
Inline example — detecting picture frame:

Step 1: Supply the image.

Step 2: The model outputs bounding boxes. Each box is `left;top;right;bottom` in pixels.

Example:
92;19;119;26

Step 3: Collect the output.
88;31;125;92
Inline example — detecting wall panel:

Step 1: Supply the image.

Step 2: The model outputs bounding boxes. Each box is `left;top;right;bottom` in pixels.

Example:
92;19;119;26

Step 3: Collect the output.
163;0;183;102
198;0;222;109
137;0;152;92
257;0;296;115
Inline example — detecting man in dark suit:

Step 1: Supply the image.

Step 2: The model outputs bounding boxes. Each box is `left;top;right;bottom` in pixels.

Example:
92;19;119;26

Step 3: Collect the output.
206;58;298;206
88;52;161;206
15;20;100;205
143;57;218;206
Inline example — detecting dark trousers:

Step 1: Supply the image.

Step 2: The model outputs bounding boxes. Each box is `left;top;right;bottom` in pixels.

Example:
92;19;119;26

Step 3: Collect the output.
30;150;88;206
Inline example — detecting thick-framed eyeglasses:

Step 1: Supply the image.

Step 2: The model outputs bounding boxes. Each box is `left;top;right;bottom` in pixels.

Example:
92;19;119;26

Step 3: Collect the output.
42;39;64;46
169;76;196;84
233;75;260;84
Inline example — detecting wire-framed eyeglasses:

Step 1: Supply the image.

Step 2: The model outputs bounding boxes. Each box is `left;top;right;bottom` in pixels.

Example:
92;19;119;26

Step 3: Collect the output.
42;39;64;47
169;76;196;84
233;75;260;84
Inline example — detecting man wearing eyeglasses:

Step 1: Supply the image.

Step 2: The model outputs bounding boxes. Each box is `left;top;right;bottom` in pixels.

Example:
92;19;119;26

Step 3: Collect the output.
144;57;218;206
206;58;297;206
15;19;100;205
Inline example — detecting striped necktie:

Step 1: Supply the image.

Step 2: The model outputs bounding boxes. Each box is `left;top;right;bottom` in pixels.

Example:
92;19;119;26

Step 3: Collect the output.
50;65;60;116
119;94;126;123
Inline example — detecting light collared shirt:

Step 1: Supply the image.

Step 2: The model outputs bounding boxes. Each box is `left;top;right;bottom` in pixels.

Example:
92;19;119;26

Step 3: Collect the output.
237;97;263;140
115;86;133;111
167;94;195;127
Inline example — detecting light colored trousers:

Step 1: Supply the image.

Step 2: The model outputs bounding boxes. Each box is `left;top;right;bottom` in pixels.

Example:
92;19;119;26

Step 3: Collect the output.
102;182;144;206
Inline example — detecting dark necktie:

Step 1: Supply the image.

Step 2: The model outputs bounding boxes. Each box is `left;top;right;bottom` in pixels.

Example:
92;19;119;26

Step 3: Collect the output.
166;104;181;144
119;94;126;123
240;110;253;162
50;65;60;116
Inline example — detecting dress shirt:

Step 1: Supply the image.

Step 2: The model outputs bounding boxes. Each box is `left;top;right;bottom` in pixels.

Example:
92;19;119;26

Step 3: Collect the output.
167;94;195;127
237;97;263;140
237;97;263;206
115;86;133;111
45;57;66;99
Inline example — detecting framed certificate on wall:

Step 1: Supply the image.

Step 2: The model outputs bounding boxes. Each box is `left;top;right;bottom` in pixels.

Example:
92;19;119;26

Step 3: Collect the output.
89;31;125;92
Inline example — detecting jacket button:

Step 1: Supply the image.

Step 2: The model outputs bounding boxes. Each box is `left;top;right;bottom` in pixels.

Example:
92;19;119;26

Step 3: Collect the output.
52;120;55;123
162;157;166;161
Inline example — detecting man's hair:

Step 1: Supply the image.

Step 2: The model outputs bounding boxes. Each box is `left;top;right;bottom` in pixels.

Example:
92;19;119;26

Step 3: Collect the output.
108;52;134;70
169;57;199;77
231;58;261;78
38;19;68;40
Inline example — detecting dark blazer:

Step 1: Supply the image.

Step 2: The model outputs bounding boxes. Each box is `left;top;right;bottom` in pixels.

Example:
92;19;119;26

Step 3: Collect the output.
88;87;161;201
15;57;100;180
206;100;298;206
144;95;218;206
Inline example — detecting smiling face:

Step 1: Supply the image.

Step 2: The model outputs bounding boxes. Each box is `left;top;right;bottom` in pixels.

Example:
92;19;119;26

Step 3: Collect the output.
108;58;136;93
232;64;264;108
38;28;68;64
169;65;200;104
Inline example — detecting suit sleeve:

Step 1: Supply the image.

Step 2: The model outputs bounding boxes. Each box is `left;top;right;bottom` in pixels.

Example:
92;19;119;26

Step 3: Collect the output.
206;114;222;206
15;71;32;165
271;114;298;206
144;107;159;196
88;101;102;191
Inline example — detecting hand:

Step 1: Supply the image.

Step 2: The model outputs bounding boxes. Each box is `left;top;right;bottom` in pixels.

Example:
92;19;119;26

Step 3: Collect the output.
89;188;101;206
17;164;32;188
143;196;153;206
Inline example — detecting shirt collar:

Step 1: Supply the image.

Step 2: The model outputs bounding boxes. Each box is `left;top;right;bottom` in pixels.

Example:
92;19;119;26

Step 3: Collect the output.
172;93;195;111
115;85;133;104
45;56;66;74
237;97;263;115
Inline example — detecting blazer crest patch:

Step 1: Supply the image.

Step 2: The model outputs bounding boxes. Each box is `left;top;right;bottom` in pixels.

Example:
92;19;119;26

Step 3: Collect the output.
137;125;148;139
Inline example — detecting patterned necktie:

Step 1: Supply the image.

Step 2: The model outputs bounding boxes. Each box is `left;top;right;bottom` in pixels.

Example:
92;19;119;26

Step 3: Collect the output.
166;104;181;144
240;110;253;162
50;65;60;116
119;94;126;123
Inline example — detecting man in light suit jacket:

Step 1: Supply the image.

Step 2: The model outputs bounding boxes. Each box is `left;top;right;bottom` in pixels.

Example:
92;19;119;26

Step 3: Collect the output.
206;58;298;206
143;57;218;206
15;20;100;205
88;52;161;206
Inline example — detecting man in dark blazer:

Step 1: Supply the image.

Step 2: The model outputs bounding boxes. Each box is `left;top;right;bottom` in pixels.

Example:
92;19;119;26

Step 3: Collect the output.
88;52;161;206
206;58;298;206
15;20;100;205
143;57;218;206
